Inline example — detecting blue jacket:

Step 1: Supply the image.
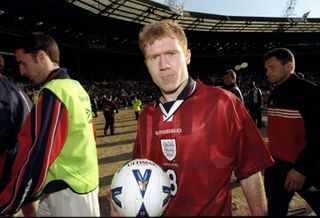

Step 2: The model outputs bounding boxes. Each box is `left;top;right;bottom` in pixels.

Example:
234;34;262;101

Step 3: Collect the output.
0;75;32;191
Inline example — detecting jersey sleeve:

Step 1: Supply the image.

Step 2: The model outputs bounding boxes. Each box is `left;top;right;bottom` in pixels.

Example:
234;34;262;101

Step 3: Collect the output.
0;89;69;215
232;99;274;179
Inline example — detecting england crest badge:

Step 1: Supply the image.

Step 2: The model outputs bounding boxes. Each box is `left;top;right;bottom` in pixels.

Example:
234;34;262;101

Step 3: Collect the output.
161;139;176;161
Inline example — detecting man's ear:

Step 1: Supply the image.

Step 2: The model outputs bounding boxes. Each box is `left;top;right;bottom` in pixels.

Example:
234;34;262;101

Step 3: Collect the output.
285;61;294;73
37;50;47;63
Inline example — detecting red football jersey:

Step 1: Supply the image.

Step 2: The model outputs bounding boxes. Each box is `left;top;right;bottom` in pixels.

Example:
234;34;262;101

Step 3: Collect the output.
132;79;273;216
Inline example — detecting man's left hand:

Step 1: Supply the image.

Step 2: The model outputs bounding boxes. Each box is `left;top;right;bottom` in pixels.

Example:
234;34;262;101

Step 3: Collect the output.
284;169;306;192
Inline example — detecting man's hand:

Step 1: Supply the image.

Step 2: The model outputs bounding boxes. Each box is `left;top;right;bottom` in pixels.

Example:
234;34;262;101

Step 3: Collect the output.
284;169;306;192
107;187;123;217
21;200;39;217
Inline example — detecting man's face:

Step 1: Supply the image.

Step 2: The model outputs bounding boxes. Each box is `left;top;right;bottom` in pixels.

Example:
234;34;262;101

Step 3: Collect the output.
223;74;234;86
144;36;190;97
15;49;46;84
264;56;292;85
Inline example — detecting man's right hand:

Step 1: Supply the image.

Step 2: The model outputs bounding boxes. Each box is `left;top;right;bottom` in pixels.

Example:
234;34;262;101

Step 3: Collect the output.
107;187;123;217
21;200;39;217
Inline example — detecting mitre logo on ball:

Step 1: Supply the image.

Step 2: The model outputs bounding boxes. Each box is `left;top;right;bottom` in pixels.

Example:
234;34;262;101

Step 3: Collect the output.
111;158;171;217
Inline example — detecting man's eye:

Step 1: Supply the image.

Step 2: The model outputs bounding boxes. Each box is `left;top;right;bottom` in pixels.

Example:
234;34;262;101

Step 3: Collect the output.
149;56;159;61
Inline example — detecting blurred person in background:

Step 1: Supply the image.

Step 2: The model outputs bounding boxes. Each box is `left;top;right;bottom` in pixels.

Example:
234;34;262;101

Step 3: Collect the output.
222;69;244;103
131;95;142;120
102;95;118;135
247;81;264;128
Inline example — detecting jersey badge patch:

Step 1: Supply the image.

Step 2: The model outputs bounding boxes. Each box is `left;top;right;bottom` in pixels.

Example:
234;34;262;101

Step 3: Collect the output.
161;139;176;161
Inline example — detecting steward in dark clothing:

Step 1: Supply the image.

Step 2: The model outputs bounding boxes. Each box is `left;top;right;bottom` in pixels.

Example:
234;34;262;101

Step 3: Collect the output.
264;47;320;216
265;74;320;216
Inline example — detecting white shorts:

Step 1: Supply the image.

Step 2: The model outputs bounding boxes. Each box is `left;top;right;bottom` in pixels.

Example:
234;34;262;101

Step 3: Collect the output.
36;187;100;217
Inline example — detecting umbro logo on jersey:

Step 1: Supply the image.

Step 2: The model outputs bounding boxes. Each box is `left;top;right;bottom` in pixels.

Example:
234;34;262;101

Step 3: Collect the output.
161;138;176;161
155;128;182;136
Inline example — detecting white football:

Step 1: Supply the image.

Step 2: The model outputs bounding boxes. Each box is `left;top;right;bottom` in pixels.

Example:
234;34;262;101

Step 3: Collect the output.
110;158;171;217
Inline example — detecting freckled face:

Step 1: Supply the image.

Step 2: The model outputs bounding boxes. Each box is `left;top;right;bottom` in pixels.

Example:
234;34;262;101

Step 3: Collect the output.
144;36;191;98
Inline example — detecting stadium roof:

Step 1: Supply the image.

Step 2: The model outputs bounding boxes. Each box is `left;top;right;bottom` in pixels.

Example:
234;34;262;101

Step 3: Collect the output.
67;0;320;33
0;0;319;53
0;0;319;76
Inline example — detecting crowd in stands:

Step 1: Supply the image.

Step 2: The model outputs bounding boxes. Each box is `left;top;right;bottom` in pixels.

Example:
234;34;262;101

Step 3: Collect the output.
12;70;320;113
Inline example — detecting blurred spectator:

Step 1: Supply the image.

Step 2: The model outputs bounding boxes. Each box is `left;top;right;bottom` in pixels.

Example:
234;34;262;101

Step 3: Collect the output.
247;81;264;128
222;69;244;102
131;95;142;120
102;95;118;136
